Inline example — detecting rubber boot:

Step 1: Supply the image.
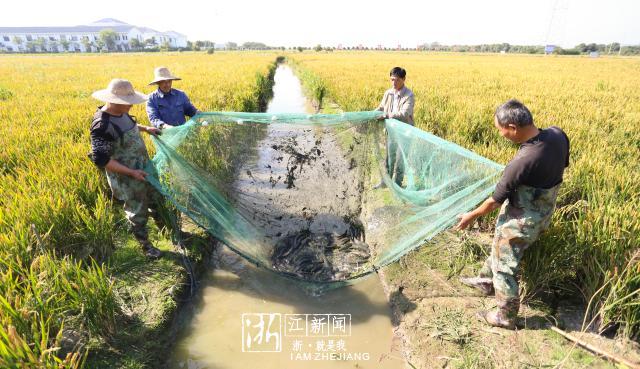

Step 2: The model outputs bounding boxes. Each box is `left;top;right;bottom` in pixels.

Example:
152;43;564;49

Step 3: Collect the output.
136;237;162;259
459;276;495;296
477;297;518;329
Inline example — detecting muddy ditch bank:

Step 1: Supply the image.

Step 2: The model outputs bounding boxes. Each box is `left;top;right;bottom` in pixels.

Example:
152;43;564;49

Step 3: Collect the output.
83;234;214;369
360;186;640;368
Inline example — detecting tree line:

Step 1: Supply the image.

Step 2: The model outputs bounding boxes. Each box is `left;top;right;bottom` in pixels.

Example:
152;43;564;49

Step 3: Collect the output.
416;42;640;55
5;34;639;56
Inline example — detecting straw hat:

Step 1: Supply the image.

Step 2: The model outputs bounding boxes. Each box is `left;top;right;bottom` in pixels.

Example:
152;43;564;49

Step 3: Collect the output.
149;67;181;85
91;79;147;105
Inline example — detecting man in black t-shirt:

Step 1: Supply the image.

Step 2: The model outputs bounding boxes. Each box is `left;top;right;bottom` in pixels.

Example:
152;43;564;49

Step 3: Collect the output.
455;99;570;329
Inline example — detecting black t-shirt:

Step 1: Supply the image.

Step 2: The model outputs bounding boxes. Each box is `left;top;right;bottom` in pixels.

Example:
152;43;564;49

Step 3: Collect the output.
492;126;570;204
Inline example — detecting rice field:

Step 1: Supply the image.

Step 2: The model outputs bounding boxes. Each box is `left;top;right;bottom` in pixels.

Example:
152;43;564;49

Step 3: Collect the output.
289;51;640;340
0;50;638;368
0;52;277;368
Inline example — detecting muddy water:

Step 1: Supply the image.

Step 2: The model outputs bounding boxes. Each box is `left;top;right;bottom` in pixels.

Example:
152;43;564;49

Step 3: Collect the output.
169;65;402;369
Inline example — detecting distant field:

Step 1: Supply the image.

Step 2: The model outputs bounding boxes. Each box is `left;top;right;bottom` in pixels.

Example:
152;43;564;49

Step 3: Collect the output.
289;52;640;340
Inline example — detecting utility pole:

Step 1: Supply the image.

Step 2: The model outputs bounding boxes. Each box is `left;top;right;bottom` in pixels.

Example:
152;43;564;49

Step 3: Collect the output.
545;0;570;53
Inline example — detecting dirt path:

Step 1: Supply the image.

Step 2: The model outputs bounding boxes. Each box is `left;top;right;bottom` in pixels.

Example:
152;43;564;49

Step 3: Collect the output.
379;244;639;368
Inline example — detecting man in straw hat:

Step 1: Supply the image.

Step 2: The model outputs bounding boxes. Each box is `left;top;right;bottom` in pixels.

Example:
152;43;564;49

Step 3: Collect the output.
146;67;200;129
88;78;166;259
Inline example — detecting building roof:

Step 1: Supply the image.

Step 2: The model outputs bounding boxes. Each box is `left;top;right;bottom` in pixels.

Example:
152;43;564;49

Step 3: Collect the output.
137;27;160;34
0;19;183;37
0;25;135;34
165;30;186;37
85;18;130;27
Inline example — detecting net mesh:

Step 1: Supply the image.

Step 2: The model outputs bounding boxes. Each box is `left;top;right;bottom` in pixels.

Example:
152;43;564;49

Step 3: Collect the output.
144;111;503;286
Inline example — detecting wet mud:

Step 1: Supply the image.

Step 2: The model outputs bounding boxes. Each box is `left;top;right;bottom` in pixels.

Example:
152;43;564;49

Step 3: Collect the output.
270;218;370;281
232;123;371;282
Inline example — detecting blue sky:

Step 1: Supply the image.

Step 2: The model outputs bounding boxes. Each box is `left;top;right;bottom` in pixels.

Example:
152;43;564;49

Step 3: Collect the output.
1;0;638;47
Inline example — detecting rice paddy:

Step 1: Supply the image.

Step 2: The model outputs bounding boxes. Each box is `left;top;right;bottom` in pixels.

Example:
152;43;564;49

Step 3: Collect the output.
0;51;638;368
0;52;277;368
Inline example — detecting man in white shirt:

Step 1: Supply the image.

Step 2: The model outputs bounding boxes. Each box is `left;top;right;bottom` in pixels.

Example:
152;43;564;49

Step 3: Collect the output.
375;67;415;188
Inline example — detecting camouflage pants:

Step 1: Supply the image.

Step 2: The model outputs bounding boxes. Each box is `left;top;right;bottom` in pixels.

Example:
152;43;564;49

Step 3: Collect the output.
123;183;169;241
478;184;560;318
105;126;175;243
109;175;171;241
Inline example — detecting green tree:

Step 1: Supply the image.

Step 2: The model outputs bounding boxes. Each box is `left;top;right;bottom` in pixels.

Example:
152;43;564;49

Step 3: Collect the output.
129;38;142;51
95;39;105;51
242;41;268;50
60;39;70;52
81;37;93;52
608;42;621;53
26;41;36;53
584;43;598;53
35;37;47;52
98;29;117;51
314;44;323;52
619;45;640;55
49;40;60;52
12;36;23;51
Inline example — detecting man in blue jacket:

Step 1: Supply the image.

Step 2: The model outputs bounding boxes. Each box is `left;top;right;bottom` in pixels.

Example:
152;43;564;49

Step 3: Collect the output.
146;67;200;129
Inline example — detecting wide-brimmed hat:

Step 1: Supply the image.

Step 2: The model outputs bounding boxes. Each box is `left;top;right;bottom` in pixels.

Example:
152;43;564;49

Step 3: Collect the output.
149;67;181;85
91;79;147;105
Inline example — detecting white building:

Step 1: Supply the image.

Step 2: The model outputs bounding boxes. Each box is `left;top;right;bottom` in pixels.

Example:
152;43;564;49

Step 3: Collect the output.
0;18;188;53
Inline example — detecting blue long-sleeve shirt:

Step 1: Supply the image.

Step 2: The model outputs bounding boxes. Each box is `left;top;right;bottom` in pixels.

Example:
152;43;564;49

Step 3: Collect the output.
146;88;198;127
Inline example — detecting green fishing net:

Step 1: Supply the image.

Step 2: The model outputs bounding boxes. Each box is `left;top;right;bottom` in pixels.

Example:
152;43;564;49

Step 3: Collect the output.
144;111;503;286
